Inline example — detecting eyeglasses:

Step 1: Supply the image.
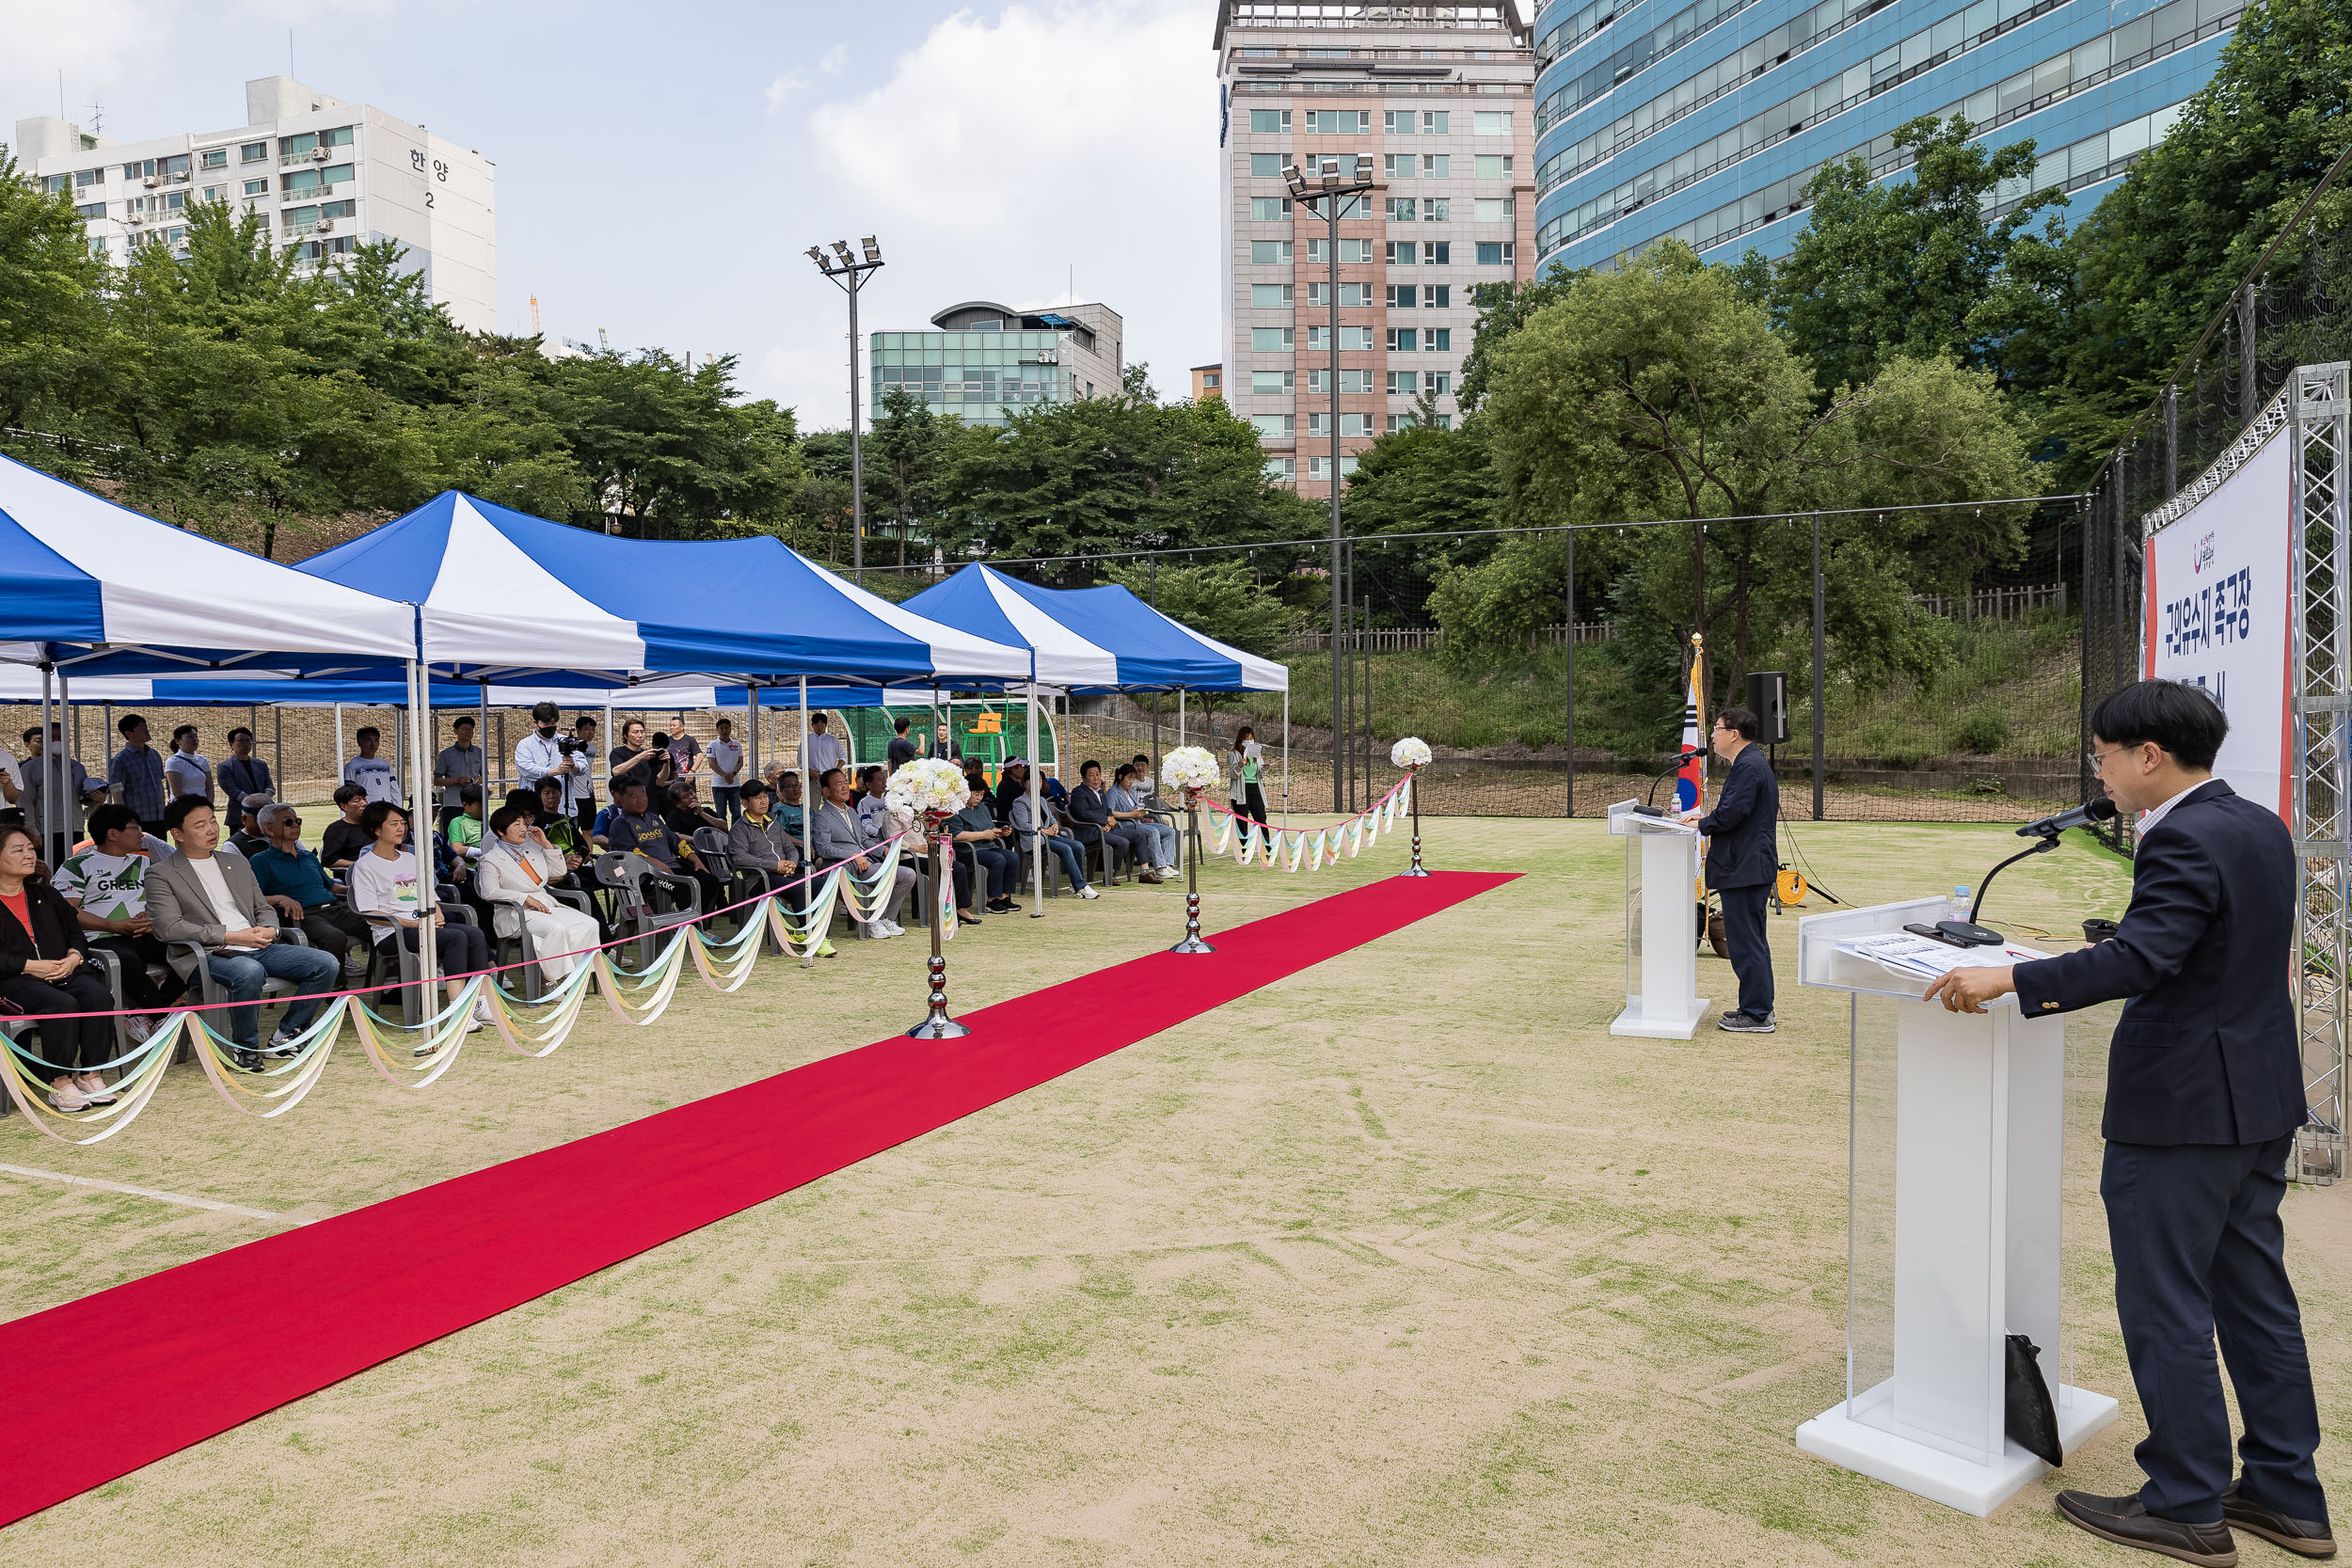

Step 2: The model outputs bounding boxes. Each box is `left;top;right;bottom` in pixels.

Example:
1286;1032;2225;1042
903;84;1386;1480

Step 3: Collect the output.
2086;745;2127;770
282;816;301;827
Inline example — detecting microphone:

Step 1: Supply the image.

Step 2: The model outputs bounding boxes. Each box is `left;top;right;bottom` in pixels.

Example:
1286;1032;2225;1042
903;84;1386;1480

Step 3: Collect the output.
2017;797;2119;839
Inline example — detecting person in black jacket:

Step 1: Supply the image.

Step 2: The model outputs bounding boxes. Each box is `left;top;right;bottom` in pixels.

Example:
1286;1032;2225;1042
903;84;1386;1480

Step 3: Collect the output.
0;820;120;1113
1682;705;1779;1032
1066;761;1138;884
1927;680;2330;1564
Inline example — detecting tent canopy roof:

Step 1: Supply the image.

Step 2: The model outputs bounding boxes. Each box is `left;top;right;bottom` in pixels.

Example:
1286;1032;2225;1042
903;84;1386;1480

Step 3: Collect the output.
295;493;1033;686
903;564;1287;692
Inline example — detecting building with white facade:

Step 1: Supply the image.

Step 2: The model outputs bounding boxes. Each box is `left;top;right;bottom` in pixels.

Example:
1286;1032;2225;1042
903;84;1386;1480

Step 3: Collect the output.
15;77;496;332
1216;3;1537;499
870;301;1126;428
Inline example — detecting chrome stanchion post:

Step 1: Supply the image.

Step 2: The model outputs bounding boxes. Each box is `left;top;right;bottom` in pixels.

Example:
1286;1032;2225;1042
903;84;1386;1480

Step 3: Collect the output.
1401;765;1431;877
907;816;970;1038
1170;791;1215;955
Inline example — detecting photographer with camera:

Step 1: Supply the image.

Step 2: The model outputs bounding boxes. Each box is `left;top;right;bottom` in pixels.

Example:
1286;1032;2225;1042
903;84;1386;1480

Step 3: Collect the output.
516;703;593;825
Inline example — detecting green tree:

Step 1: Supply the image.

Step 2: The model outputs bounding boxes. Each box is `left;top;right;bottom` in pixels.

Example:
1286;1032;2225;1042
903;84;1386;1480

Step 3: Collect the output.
1101;559;1298;656
1739;114;2067;397
866;387;953;565
1338;411;1503;619
0;148;115;464
548;349;799;538
1461;243;2033;698
1456;263;1582;413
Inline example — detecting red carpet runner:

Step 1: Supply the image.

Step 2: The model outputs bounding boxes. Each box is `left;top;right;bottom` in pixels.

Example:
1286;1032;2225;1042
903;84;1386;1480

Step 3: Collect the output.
0;870;1513;1526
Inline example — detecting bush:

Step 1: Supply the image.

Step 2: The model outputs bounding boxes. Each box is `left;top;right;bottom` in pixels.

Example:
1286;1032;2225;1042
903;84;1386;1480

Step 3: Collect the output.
1953;706;2010;754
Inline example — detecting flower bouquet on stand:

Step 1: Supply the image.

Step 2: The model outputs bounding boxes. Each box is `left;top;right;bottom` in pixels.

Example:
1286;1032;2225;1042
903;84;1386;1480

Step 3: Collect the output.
1159;745;1224;954
1391;737;1433;877
890;758;974;1038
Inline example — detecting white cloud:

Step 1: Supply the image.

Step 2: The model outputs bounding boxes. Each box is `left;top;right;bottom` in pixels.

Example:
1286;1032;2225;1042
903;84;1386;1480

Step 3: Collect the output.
758;0;1217;421
0;0;168;132
764;40;850;111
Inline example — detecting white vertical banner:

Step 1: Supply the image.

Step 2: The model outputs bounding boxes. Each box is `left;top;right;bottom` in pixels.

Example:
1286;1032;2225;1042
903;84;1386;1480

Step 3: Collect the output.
2142;430;2296;823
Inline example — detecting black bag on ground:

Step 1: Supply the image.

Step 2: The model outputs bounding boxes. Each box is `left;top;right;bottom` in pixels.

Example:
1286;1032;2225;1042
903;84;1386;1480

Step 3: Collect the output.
2005;1333;2063;1466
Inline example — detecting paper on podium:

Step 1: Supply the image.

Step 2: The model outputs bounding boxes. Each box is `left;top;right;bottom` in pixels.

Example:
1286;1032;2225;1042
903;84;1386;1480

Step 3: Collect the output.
1836;931;2054;989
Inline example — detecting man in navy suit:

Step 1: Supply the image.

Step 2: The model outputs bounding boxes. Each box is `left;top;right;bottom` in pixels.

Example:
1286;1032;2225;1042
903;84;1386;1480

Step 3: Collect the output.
1683;705;1779;1033
1927;680;2330;1564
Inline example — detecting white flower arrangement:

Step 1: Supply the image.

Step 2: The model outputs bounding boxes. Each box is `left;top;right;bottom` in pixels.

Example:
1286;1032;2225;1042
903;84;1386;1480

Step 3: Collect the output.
886;756;968;818
1160;745;1224;796
1391;736;1433;769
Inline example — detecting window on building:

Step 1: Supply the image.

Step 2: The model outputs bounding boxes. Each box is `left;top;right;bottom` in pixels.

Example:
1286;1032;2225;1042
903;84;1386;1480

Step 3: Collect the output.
1474;111;1514;135
1474;153;1515;179
1337;192;1376;219
1421;154;1451;179
1426;328;1452;351
1249;197;1293;221
1308;455;1360;480
1344;325;1375;350
1386;327;1418;352
162;190;186;211
1431;414;1453;430
1203;372;1220;388
1386;197;1417;222
1385;284;1416;309
1385;414;1419;432
1476;241;1516;265
1249;109;1292;134
162;154;190;178
199;148;228;169
1421;111;1450;135
1307;282;1374;307
1474;197;1516;222
1250;153;1286;177
1252;370;1295;395
243;178;269;198
73;167;103;188
1383;110;1415;135
1250;414;1296;437
87;236;107;259
73;200;105;219
1250;283;1295;309
1263;456;1296;481
1304;238;1374;263
1251;327;1295;352
40;174;70;195
1250;240;1294;264
240;141;267;163
200;185;226;204
1387;370;1419;396
1424;198;1451;221
1422;241;1451;264
1422;285;1452;309
1383;153;1413;180
1304;109;1371;135
281;170;319;197
1431;372;1453;395
1385;241;1415;265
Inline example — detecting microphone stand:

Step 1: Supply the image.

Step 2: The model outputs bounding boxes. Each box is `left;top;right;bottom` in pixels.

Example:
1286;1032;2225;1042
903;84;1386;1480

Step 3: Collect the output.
1937;828;2061;945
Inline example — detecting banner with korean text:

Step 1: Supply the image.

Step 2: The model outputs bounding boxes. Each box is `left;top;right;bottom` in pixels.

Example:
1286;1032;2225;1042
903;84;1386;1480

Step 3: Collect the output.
2142;427;2296;823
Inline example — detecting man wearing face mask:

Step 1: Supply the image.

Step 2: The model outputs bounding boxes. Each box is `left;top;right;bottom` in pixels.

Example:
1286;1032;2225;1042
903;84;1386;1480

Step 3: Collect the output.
516;703;589;825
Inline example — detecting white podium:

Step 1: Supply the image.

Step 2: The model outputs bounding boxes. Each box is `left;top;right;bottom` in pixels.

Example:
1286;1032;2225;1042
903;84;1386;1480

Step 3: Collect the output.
1606;799;1708;1038
1793;896;2119;1515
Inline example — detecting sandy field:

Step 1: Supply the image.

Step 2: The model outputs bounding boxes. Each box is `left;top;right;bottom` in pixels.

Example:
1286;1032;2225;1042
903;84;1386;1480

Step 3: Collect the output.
0;816;2343;1567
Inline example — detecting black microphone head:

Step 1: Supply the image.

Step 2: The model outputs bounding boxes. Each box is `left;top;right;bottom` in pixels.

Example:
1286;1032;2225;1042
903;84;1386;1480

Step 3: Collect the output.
2086;797;2119;821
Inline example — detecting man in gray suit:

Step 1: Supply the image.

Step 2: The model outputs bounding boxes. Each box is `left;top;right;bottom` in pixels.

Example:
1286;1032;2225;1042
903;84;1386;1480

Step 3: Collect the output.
810;767;913;939
149;796;341;1067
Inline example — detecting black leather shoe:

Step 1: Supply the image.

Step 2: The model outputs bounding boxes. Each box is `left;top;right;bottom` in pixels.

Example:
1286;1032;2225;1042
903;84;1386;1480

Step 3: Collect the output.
2058;1492;2237;1566
2223;1483;2337;1558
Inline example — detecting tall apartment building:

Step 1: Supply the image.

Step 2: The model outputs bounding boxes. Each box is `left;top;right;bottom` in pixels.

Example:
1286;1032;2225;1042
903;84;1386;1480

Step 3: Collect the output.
1216;3;1537;499
1532;0;2240;272
870;300;1124;427
15;76;496;332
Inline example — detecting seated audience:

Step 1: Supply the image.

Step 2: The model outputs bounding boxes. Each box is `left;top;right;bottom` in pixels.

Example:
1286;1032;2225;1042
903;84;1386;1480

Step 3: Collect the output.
1067;760;1142;882
0;820;121;1112
946;781;1019;916
854;765;892;838
247;803;373;975
446;785;487;862
229;792;272;859
149;796;342;1067
594;779;720;920
319;784;373;870
811;768;914;939
347;800;494;1037
476;806;602;984
1110;763;1177;879
1007;762;1097;899
56;802;188;1032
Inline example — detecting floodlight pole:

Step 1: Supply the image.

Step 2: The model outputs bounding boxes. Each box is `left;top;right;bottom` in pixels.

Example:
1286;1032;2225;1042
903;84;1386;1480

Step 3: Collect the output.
808;240;885;585
1284;157;1373;815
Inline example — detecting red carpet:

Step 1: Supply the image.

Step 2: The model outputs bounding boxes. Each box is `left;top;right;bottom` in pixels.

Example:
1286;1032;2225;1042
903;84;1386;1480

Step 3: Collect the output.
0;870;1513;1526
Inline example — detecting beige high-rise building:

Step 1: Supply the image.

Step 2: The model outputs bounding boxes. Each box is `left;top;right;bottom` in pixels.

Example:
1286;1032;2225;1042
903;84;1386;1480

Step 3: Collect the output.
1216;3;1535;499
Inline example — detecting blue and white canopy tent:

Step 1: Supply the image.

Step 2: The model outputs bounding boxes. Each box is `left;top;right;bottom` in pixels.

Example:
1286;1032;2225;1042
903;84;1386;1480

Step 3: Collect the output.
901;564;1295;883
0;453;421;858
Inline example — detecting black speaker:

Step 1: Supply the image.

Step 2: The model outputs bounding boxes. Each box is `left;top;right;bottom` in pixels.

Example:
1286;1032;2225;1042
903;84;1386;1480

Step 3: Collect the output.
1745;671;1789;746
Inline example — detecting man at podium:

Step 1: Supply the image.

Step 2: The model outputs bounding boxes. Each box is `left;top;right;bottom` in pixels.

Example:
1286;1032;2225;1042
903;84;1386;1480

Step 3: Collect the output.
1925;681;2330;1564
1683;705;1779;1033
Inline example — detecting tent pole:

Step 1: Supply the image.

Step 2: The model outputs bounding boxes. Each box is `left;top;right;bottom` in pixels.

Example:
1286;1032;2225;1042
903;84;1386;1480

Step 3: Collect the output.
602;702;614;820
39;667;55;863
409;659;437;996
799;677;815;965
1027;673;1042;919
1178;689;1185;749
56;673;72;853
334;703;344;787
748;683;761;784
479;681;490;805
1281;689;1290;829
273;705;284;804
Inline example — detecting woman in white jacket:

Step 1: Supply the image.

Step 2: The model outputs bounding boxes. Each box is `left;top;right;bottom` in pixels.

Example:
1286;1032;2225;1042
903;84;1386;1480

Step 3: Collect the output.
476;805;602;983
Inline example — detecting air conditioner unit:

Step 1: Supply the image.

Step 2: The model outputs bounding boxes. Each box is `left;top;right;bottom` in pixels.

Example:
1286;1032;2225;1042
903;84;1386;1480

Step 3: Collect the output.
142;175;159;187
172;170;190;182
315;217;333;233
310;147;330;162
124;212;143;225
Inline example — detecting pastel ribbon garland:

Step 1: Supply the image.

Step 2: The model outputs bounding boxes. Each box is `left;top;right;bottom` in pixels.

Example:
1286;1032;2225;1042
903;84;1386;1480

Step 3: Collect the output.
1202;776;1412;873
0;839;930;1144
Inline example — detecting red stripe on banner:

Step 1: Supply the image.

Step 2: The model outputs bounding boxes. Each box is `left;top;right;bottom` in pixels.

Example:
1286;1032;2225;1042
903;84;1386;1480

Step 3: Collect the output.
0;870;1516;1527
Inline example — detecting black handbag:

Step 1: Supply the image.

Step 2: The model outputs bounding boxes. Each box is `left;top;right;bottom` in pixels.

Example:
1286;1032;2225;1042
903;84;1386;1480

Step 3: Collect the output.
2005;1333;2064;1466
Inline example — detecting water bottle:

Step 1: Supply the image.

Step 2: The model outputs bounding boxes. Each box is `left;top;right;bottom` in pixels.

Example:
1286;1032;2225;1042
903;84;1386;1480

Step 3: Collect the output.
1953;883;1971;914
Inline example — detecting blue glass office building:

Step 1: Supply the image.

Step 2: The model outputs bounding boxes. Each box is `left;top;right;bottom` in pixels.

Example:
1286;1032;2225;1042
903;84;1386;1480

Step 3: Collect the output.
1530;0;2242;271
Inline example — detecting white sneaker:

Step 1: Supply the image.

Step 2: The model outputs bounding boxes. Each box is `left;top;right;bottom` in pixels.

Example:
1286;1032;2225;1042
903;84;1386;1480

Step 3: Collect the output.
47;1083;90;1113
472;995;496;1025
882;920;908;937
1077;885;1101;900
124;1014;153;1044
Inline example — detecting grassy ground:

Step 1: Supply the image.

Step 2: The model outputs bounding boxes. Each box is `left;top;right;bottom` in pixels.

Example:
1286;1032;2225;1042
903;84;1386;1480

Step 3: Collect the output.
0;818;2344;1566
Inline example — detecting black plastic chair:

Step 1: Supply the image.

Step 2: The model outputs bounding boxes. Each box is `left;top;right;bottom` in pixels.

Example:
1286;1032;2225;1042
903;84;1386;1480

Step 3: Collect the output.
593;851;701;969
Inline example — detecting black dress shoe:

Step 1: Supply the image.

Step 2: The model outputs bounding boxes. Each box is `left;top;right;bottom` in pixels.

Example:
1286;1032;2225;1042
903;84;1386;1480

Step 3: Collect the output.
2058;1492;2237;1566
2224;1483;2337;1558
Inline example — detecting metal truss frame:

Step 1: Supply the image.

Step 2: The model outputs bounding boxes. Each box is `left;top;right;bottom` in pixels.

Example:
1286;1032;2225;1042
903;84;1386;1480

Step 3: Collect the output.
2290;363;2350;1185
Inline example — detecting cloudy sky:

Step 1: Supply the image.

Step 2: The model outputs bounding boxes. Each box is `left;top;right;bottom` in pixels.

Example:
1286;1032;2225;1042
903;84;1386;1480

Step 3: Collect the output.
1;0;1221;427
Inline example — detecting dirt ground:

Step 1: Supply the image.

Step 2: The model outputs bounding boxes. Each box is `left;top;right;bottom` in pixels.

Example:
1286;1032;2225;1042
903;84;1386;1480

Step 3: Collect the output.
0;818;2344;1566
